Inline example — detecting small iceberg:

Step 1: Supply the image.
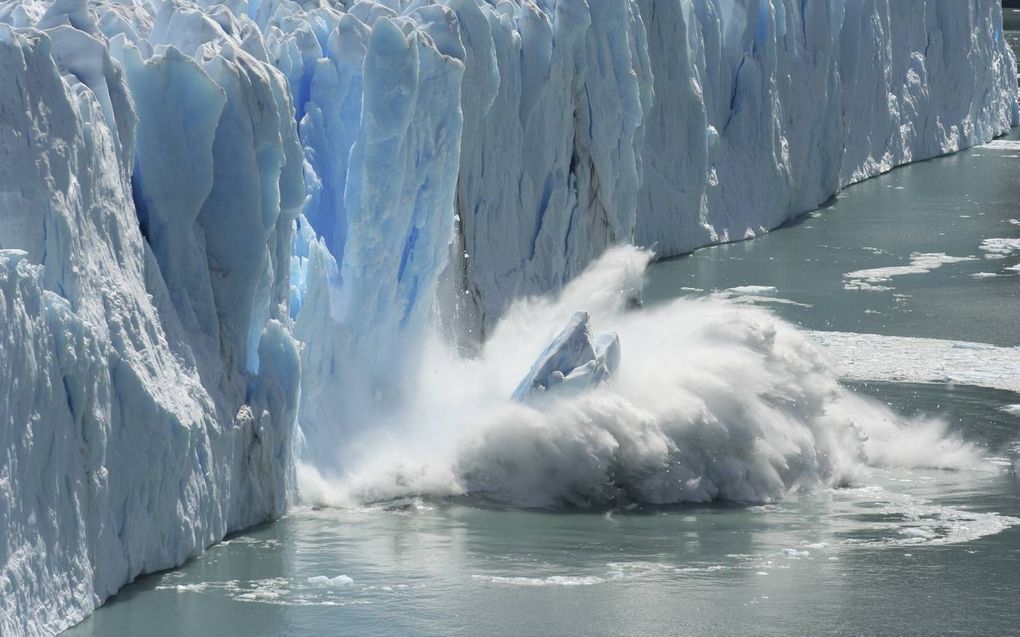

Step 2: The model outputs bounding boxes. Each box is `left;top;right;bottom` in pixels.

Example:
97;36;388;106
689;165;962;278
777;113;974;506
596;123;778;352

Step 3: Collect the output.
307;575;354;588
512;312;620;402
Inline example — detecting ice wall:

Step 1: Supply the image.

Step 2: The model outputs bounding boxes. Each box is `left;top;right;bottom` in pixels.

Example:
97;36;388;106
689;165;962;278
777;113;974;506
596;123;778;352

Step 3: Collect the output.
633;0;1020;256
0;4;302;635
259;2;466;465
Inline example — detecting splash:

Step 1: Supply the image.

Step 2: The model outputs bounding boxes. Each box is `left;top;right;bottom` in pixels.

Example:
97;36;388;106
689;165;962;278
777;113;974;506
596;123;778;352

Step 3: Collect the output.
299;247;982;508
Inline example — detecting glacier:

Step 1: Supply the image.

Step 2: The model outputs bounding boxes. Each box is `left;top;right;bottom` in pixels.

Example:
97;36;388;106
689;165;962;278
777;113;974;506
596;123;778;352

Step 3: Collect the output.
0;0;1017;634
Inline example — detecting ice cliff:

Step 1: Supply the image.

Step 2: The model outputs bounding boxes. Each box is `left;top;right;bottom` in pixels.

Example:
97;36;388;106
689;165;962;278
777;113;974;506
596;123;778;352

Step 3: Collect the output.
0;0;1017;634
0;2;302;634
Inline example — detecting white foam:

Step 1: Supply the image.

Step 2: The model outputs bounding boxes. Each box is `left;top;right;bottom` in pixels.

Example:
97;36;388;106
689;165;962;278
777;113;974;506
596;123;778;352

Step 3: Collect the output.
836;486;1020;547
981;140;1020;151
235;578;289;602
156;574;375;608
1001;405;1020;416
165;583;211;593
606;561;729;578
712;291;813;308
472;575;605;587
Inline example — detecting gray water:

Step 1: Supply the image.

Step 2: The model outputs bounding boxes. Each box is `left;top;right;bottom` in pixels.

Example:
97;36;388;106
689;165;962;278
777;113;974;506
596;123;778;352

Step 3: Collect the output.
66;142;1020;636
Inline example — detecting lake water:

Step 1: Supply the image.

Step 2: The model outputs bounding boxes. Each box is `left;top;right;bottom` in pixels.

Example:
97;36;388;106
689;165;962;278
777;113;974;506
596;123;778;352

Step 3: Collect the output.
66;132;1020;636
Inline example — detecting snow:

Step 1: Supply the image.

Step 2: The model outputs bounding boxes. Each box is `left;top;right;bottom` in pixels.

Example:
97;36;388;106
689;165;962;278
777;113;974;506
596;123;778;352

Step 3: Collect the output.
0;0;1017;634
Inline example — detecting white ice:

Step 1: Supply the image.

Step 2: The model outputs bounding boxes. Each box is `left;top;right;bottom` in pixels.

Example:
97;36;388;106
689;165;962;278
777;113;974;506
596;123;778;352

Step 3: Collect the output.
843;253;976;290
809;331;1020;393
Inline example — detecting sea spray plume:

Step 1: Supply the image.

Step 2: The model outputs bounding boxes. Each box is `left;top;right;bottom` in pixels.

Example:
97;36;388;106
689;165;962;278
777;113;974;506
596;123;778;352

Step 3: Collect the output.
299;247;981;508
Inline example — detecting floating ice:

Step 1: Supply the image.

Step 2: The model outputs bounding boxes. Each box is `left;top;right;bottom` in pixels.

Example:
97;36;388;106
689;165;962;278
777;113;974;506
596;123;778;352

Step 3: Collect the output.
472;575;606;587
809;331;1020;393
726;286;779;295
835;486;1020;547
981;140;1020;151
980;238;1020;259
307;575;354;588
844;253;976;290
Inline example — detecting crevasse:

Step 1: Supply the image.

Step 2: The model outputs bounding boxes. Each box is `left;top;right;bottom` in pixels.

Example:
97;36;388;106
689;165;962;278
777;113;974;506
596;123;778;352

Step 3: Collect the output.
0;0;1016;635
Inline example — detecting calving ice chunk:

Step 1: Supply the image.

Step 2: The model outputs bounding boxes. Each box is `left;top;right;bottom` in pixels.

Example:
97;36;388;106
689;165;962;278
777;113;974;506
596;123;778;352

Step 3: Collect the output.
512;311;621;402
0;0;1018;635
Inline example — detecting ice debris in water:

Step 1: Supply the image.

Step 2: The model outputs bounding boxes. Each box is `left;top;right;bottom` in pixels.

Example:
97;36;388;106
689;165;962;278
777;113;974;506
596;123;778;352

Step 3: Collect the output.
512;311;621;402
307;575;354;588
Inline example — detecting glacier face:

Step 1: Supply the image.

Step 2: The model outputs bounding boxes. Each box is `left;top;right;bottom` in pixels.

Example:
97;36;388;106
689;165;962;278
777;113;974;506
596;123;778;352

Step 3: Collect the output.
0;0;1017;634
0;4;301;636
634;0;1020;257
